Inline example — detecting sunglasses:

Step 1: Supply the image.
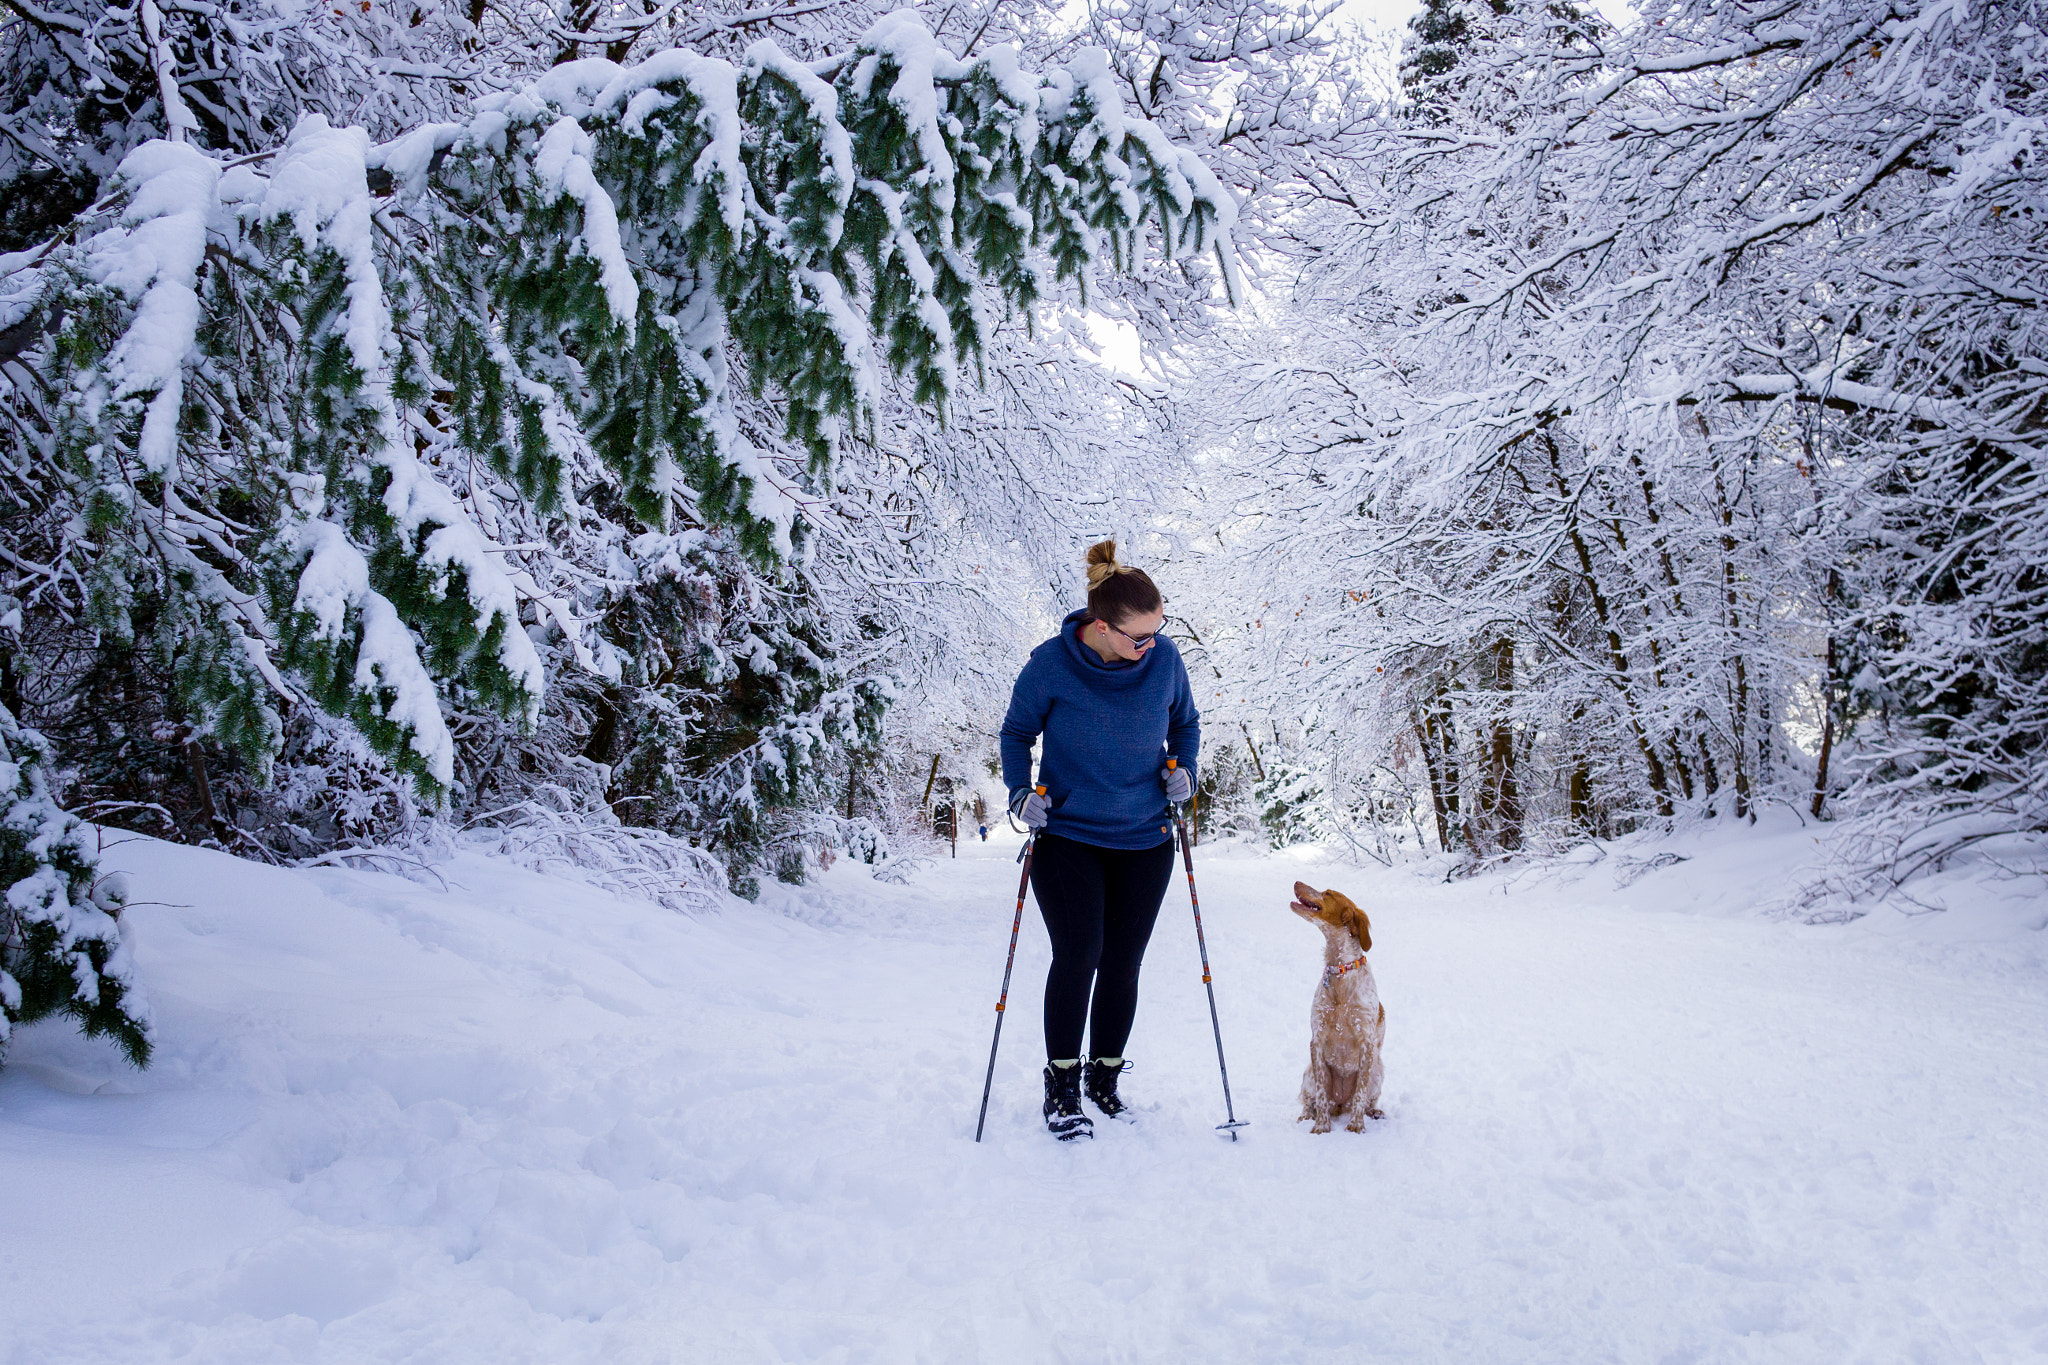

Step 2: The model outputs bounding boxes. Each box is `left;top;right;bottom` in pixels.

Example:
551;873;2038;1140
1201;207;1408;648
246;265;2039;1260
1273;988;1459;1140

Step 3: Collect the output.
1106;621;1163;649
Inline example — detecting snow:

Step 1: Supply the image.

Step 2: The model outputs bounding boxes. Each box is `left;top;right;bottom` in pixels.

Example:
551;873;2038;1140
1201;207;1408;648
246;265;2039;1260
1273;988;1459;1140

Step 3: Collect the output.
532;117;639;330
367;122;464;199
0;261;39;332
290;520;458;786
1;710;151;1046
851;11;970;221
83;140;220;476
854;177;958;391
263;116;383;375
591;50;746;240
977;43;1041;141
1062;48;1127;176
137;0;200;142
261;117;546;724
1083;312;1144;375
3;818;2046;1361
744;41;855;249
1718;371;1966;426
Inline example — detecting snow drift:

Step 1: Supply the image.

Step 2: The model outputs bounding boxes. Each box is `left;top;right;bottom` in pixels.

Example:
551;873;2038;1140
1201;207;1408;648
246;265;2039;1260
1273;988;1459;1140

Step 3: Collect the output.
2;818;2045;1363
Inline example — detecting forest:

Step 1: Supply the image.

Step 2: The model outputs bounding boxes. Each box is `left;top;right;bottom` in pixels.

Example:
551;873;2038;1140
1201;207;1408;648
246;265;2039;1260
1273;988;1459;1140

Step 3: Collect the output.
3;0;2043;1061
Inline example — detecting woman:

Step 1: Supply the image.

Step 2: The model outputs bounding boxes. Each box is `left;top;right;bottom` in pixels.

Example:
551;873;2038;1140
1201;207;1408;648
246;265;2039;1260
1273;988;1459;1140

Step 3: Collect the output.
999;540;1199;1140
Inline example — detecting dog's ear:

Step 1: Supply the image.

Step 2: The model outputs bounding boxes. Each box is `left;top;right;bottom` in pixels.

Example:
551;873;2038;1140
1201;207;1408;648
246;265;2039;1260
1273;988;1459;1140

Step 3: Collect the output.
1344;905;1372;953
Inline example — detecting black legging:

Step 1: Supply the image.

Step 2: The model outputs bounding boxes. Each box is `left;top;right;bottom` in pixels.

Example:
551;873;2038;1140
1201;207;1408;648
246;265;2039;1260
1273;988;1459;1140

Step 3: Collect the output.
1030;832;1177;1062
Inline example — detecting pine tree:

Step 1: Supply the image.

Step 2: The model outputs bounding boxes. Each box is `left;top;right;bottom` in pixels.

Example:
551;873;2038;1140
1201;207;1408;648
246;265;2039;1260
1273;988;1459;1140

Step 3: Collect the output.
0;0;495;251
1400;0;1510;96
1;10;1239;890
1398;0;1597;123
1;702;152;1068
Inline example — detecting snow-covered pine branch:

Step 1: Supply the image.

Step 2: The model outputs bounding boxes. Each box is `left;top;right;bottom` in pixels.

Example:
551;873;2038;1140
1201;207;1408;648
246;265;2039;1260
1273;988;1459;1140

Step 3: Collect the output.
12;11;1238;806
0;702;151;1068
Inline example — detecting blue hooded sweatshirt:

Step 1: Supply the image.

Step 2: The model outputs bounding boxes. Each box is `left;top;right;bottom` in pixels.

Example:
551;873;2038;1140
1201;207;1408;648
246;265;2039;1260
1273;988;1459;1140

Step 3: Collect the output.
999;609;1202;849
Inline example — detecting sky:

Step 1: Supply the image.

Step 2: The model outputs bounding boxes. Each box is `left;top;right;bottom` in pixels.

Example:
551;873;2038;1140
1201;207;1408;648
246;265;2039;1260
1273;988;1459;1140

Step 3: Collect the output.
1341;0;1425;32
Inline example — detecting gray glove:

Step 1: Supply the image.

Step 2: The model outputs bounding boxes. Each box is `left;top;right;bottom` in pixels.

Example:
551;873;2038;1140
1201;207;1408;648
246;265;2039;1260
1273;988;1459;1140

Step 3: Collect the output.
1162;764;1194;803
1009;786;1050;830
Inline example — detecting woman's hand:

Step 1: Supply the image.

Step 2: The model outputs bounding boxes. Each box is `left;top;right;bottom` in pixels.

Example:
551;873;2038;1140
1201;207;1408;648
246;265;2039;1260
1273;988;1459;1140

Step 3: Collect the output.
1162;765;1194;803
1009;787;1050;830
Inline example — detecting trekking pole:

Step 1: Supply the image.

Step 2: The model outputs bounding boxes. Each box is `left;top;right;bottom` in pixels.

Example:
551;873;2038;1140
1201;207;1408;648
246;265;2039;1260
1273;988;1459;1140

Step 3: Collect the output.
974;786;1044;1143
1168;759;1248;1141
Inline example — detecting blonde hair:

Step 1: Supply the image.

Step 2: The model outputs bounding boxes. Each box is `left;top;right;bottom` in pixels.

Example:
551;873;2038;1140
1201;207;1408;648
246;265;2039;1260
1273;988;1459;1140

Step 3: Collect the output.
1083;539;1162;626
1085;539;1130;590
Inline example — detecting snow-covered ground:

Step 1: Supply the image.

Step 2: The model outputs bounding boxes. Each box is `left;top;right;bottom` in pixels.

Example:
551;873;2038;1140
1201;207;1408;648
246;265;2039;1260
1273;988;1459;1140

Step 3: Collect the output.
4;817;2046;1364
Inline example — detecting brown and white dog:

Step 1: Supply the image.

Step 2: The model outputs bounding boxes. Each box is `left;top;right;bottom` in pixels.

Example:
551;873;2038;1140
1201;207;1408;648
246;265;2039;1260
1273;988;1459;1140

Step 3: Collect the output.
1289;881;1385;1133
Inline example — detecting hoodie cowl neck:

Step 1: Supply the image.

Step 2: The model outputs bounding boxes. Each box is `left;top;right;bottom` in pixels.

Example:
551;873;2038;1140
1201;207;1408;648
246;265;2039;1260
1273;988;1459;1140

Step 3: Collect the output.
1060;608;1152;681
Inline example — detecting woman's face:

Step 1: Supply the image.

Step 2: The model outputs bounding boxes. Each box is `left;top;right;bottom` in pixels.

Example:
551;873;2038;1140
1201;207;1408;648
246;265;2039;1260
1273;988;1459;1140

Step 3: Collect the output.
1091;607;1167;661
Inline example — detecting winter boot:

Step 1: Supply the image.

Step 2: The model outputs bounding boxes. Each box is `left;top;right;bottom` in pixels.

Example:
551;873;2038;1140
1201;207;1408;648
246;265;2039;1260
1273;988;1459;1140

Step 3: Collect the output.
1042;1062;1094;1141
1084;1058;1134;1121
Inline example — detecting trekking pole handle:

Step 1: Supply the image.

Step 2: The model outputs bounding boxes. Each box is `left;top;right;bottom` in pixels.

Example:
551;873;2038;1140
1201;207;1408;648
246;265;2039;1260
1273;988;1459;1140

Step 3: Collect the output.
1011;786;1046;856
1007;784;1048;838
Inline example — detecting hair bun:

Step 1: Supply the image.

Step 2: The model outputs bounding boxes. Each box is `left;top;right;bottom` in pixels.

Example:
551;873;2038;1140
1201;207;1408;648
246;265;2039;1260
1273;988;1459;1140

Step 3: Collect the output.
1084;538;1122;590
1082;537;1163;626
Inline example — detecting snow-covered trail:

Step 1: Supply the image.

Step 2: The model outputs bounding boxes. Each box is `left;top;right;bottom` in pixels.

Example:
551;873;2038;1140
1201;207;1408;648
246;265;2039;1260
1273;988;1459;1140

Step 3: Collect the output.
3;824;2046;1364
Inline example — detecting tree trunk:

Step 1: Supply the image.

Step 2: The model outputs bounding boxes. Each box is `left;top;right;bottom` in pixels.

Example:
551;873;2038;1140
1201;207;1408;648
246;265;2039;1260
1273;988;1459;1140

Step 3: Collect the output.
1711;461;1753;820
1813;629;1838;819
1546;441;1675;814
1240;724;1268;781
1415;716;1455;853
1695;734;1719;799
1482;637;1522;852
1809;449;1840;820
1668;738;1697;803
1569;761;1592;832
1603;460;1692;805
1440;692;1461;841
183;736;220;836
1417;673;1463;851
